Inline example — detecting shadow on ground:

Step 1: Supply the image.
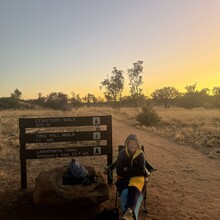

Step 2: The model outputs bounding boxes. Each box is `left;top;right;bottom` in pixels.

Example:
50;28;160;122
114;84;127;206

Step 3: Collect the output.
0;190;104;220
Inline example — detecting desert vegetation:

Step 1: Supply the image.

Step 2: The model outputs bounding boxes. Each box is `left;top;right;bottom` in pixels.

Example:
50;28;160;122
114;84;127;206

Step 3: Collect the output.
0;107;219;179
0;106;219;219
93;106;220;160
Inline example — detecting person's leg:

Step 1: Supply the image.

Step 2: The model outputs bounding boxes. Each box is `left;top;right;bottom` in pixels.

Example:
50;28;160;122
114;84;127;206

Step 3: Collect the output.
121;189;134;220
126;186;141;211
121;186;142;220
133;194;143;220
120;188;128;214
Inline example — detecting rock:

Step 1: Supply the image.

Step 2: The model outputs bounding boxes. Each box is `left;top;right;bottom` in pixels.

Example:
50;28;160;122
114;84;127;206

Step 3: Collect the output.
33;166;109;208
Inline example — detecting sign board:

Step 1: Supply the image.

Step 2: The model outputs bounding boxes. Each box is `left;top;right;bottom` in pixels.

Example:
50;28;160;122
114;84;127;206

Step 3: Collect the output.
19;115;112;189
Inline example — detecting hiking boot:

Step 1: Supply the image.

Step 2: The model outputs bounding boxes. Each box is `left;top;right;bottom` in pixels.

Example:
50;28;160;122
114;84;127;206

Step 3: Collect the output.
122;209;133;220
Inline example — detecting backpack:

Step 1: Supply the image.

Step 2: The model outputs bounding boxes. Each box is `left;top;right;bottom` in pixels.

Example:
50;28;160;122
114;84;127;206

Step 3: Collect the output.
68;159;88;179
63;159;97;185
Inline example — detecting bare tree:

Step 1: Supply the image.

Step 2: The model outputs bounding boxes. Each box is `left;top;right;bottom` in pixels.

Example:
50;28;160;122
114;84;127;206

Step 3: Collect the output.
127;60;144;108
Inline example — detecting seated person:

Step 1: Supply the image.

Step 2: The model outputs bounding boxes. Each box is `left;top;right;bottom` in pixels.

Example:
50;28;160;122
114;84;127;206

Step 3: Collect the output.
116;134;149;220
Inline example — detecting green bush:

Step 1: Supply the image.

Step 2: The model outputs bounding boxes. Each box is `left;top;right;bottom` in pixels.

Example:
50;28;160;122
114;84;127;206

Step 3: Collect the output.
136;106;161;126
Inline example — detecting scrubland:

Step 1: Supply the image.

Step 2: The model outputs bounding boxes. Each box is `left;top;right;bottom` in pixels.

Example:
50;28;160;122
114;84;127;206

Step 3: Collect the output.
0;107;219;165
94;107;220;160
0;106;219;191
0;107;220;220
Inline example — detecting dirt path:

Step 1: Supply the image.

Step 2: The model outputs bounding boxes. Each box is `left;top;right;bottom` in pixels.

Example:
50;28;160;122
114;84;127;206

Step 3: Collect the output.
112;118;220;220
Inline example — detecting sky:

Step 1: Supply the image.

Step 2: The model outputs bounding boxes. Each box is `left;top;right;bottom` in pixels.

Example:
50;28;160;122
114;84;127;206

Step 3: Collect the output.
0;0;219;99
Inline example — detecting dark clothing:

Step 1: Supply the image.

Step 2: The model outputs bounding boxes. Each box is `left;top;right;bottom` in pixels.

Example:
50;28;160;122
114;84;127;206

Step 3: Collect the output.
126;186;142;210
116;149;146;179
116;148;146;197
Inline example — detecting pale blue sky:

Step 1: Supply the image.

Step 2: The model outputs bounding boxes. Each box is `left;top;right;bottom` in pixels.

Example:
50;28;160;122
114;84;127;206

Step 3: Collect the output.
0;0;219;99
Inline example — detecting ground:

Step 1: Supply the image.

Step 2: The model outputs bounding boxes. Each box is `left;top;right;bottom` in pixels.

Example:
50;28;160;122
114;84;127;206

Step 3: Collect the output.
0;116;219;220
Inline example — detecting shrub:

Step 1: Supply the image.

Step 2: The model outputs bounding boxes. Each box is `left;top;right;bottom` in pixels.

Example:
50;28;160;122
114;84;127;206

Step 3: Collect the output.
136;106;161;126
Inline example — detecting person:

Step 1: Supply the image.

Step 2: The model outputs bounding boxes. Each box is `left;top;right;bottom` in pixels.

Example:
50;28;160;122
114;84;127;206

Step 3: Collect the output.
116;134;149;220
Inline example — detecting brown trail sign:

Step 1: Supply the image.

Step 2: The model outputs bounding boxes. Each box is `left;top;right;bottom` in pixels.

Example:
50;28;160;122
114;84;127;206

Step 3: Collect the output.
19;115;113;189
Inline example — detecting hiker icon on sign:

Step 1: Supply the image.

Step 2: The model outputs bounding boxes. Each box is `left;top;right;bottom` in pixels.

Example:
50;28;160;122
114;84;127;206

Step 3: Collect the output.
93;132;101;139
94;147;101;154
93;117;100;125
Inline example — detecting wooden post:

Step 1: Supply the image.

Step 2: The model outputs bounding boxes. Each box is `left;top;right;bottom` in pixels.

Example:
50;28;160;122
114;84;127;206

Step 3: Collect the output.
107;116;113;184
19;122;27;189
0;115;2;138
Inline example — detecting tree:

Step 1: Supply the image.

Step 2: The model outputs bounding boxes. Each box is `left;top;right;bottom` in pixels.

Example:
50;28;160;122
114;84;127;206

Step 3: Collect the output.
127;60;144;108
35;92;45;106
82;93;97;104
200;88;210;95
212;87;220;108
100;67;124;102
136;106;161;126
177;84;211;109
45;92;68;110
212;87;220;95
11;88;22;99
151;86;180;108
70;92;82;108
185;83;197;94
0;97;19;109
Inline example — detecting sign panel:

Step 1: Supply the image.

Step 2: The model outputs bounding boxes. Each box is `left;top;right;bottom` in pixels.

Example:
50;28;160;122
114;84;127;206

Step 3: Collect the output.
23;146;108;159
19;116;110;128
21;131;108;143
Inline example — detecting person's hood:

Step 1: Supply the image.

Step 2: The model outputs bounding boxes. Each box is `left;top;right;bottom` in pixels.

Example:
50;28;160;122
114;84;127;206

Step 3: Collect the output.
124;134;142;159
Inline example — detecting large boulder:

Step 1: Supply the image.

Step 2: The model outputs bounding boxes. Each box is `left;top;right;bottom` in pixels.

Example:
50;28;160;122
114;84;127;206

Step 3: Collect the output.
33;166;109;208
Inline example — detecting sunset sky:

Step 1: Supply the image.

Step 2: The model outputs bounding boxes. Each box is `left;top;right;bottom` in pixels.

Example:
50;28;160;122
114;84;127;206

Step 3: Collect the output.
0;0;219;99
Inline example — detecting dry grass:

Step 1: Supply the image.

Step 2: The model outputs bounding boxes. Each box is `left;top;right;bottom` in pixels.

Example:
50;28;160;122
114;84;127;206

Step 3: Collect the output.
0;106;219;193
150;108;220;155
96;107;220;159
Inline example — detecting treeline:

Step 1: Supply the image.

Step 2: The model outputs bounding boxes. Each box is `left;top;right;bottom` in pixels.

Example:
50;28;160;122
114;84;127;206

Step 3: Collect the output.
0;60;219;110
0;84;220;110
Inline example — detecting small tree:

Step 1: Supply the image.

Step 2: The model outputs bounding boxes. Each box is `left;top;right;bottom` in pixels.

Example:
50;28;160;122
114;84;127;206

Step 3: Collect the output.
35;92;45;107
45;92;68;110
212;87;220;108
212;87;220;95
136;106;161;126
11;88;22;99
7;88;22;108
82;93;97;104
185;83;197;94
70;92;82;108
